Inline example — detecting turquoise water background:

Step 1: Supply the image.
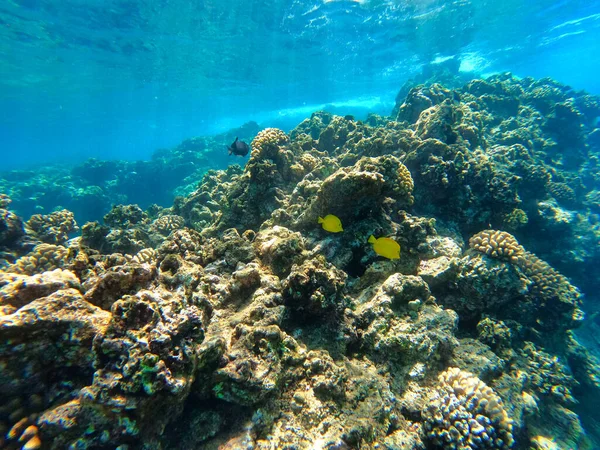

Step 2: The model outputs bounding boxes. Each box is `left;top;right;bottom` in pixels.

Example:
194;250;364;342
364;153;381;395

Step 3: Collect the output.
1;0;600;169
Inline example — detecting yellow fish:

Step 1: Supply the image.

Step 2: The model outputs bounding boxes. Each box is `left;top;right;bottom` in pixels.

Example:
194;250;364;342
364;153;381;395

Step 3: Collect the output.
368;235;400;260
318;214;343;233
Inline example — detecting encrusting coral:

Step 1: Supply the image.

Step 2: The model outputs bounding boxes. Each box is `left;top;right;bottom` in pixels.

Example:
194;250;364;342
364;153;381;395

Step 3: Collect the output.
0;74;599;449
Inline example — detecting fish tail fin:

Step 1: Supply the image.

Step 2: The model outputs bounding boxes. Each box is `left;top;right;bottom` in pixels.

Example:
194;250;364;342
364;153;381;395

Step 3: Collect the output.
318;217;324;224
368;235;376;243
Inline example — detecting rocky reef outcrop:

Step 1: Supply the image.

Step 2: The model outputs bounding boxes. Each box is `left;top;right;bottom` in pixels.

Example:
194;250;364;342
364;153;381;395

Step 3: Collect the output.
1;74;600;449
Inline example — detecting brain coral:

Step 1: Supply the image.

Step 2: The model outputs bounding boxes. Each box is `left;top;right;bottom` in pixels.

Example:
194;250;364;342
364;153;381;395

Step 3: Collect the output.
423;367;515;449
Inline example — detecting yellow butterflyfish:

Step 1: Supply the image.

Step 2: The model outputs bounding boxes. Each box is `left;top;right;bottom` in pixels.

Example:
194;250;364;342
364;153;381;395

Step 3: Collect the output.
368;235;400;260
318;214;343;233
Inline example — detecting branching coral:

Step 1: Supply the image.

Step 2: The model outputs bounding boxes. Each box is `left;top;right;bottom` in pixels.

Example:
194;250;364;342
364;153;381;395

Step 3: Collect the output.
1;396;43;450
0;194;11;209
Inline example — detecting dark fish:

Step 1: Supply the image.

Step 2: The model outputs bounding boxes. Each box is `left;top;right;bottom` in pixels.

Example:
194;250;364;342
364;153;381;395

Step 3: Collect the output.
227;137;249;157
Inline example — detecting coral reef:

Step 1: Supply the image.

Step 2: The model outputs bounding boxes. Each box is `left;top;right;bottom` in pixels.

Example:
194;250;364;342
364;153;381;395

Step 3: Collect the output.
25;209;78;245
422;367;515;449
1;74;599;449
468;229;583;331
0;122;260;224
6;244;70;275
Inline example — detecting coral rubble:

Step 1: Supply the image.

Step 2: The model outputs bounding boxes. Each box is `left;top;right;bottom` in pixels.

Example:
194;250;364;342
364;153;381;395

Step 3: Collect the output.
1;74;599;449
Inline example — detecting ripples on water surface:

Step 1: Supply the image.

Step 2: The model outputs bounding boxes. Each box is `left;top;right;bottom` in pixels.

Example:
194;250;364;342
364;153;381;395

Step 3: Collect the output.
1;0;600;166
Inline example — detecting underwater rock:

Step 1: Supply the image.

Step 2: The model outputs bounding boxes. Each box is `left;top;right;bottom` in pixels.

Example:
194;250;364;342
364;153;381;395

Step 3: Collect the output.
0;269;80;311
450;338;504;380
436;251;528;326
201;228;256;270
354;273;458;366
255;225;306;277
75;288;205;447
396;83;456;124
302;155;414;225
282;255;347;322
80;221;110;251
103;204;148;228
83;263;157;310
0;208;25;250
213;324;285;406
0;288;110;397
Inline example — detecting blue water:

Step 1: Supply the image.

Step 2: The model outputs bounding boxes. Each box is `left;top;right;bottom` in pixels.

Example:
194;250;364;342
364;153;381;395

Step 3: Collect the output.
1;0;600;169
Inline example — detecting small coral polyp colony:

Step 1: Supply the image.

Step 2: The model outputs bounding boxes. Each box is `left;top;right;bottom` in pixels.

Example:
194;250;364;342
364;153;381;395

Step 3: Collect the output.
1;74;600;449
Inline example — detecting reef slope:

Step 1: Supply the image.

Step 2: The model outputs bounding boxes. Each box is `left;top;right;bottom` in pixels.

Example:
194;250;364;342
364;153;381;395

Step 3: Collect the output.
1;74;600;449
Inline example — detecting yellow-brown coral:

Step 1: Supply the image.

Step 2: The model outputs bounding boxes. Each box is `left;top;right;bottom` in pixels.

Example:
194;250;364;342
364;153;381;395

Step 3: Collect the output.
548;182;576;205
150;214;185;236
355;155;414;205
0;193;11;208
503;208;528;230
469;229;583;327
6;244;70;275
423;367;515;449
469;229;524;262
25;209;78;245
515;251;581;303
0;395;43;450
129;248;156;265
251;127;289;158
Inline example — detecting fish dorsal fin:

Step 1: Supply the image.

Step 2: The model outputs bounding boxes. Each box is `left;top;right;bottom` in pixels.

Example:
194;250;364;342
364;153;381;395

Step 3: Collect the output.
368;235;376;244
